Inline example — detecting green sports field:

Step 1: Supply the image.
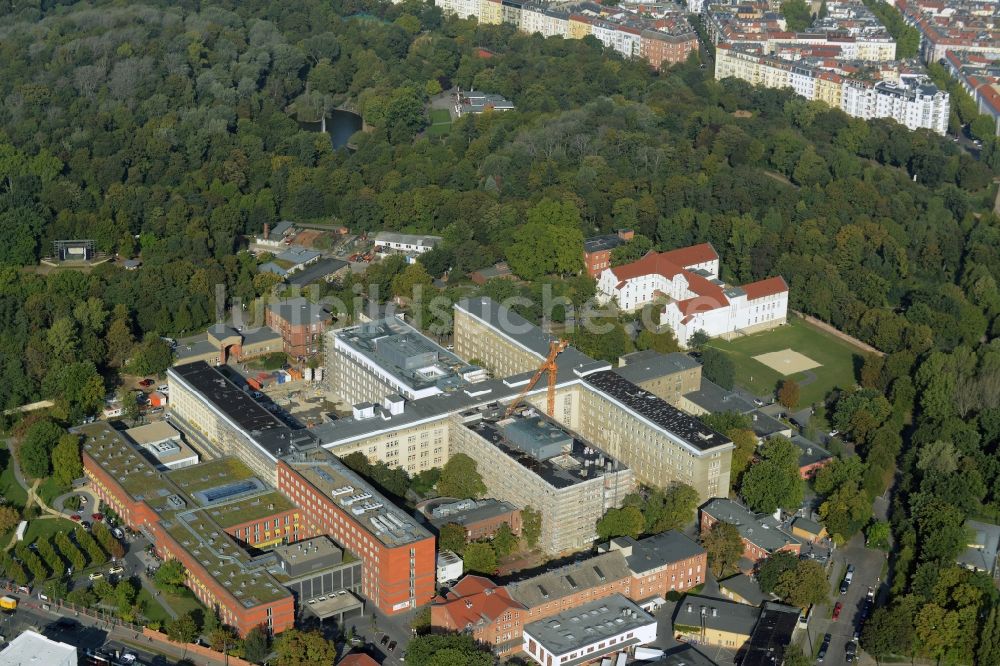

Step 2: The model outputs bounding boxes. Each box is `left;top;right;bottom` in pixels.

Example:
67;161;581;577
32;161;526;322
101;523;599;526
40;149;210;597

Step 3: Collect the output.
705;316;863;406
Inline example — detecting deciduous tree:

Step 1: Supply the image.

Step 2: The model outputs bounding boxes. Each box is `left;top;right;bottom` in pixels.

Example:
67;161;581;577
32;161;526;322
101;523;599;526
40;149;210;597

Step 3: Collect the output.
701;521;743;577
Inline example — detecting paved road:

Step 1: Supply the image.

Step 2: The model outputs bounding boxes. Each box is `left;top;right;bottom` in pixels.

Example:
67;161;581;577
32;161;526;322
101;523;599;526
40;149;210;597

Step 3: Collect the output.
7;601;229;665
807;534;885;665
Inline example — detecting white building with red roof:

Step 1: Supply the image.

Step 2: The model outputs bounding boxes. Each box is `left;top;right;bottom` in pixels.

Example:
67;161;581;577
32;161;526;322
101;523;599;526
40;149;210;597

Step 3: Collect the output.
596;243;788;347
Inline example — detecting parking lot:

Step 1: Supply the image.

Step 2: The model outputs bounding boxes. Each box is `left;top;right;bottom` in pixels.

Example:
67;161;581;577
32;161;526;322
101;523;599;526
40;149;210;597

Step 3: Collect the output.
807;533;885;664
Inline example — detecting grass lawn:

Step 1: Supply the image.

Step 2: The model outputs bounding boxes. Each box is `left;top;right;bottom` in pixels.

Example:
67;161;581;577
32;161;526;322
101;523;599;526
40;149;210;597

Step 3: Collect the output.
244;352;289;371
705;316;863;405
428;108;452;136
23;517;79;545
0;462;27;509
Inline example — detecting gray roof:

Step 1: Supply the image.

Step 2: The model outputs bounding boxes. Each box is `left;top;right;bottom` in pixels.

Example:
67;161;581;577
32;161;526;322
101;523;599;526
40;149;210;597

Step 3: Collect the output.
749;410;791;439
276;246;321;265
719;573;770;606
507;551;632;608
652;645;719;666
607;531;705;575
428;498;518;530
742;603;802;666
584;233;629;254
285;258;348;287
674;594;759;636
790;435;832;468
700;499;802;553
615;351;700;384
683;379;756;415
524;594;654;660
791;516;823;535
267;298;330;326
258;262;287;276
584;371;732;454
957;519;1000;573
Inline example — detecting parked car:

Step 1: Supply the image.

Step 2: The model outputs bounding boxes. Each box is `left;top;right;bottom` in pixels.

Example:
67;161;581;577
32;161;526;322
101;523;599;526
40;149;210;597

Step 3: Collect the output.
78;496;87;506
840;564;854;595
845;640;858;662
388;641;397;653
108;566;125;575
139;378;155;388
70;514;81;522
817;634;831;662
88;572;104;581
832;602;842;620
380;635;390;647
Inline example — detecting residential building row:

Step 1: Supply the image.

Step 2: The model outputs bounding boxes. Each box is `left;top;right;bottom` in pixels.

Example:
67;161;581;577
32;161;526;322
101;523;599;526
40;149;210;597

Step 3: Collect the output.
716;43;950;133
594;242;789;347
943;49;1000;135
432;530;707;656
895;0;1000;63
434;0;698;70
703;1;896;61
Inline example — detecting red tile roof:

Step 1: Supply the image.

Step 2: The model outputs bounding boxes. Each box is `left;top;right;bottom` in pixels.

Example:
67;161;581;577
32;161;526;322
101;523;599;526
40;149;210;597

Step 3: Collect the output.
609;243;718;285
339;654;380;666
433;576;524;632
742;276;788;300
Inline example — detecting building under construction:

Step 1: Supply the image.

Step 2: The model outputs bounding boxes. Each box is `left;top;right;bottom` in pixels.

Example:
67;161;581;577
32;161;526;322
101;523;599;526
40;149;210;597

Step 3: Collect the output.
452;404;636;555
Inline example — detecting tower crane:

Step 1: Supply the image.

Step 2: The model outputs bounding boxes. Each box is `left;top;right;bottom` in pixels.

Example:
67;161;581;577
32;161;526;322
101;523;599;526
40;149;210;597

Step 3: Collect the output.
503;339;569;418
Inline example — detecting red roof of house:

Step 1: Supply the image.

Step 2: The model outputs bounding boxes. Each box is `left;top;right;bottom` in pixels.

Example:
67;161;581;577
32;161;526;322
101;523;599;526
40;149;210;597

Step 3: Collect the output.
339;654;380;666
433;576;524;631
609;243;719;285
742;276;788;300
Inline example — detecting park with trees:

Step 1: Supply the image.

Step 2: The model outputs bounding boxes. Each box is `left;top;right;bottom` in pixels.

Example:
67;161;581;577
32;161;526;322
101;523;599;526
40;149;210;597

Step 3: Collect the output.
0;0;996;661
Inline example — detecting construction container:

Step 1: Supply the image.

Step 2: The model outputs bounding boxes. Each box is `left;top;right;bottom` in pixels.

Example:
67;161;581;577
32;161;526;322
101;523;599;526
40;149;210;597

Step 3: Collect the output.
303;367;313;382
288;368;302;381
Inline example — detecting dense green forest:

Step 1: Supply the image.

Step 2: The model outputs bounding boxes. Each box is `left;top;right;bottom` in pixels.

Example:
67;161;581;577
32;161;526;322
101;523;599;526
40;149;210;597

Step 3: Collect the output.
1;0;1000;660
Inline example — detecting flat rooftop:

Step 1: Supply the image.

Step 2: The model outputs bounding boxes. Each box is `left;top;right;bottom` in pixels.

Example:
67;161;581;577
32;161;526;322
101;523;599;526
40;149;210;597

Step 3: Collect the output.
607;530;705;574
682;379;756;415
524;593;655;658
428;498;517;529
675;594;760;636
124;421;180;446
267;297;330;326
741;602;802;666
615;350;700;384
466;410;629;490
78;423;293;608
286;450;432;548
334;317;485;395
508;550;633;608
584;371;732;454
273;536;346;578
169;361;319;457
0;630;76;663
174;326;282;362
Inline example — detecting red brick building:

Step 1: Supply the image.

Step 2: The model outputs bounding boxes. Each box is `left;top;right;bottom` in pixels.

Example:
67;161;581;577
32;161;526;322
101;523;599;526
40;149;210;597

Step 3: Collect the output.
265;297;331;358
79;424;296;636
427;498;522;542
431;576;525;654
640;29;699;71
432;530;706;656
278;455;437;615
700;498;802;565
583;230;633;278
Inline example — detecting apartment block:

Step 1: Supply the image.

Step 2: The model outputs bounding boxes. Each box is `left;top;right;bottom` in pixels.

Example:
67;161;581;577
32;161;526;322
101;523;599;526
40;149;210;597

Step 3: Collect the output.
578;371;732;501
327;316;487;406
614;350;703;406
451;407;636;554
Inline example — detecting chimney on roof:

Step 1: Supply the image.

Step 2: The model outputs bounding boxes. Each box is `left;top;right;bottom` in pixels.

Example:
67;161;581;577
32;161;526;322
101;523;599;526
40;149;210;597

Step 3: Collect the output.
263;223;270;240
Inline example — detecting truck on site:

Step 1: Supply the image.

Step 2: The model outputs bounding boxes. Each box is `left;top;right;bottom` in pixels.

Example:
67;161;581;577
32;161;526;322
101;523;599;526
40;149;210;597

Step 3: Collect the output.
0;596;18;611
